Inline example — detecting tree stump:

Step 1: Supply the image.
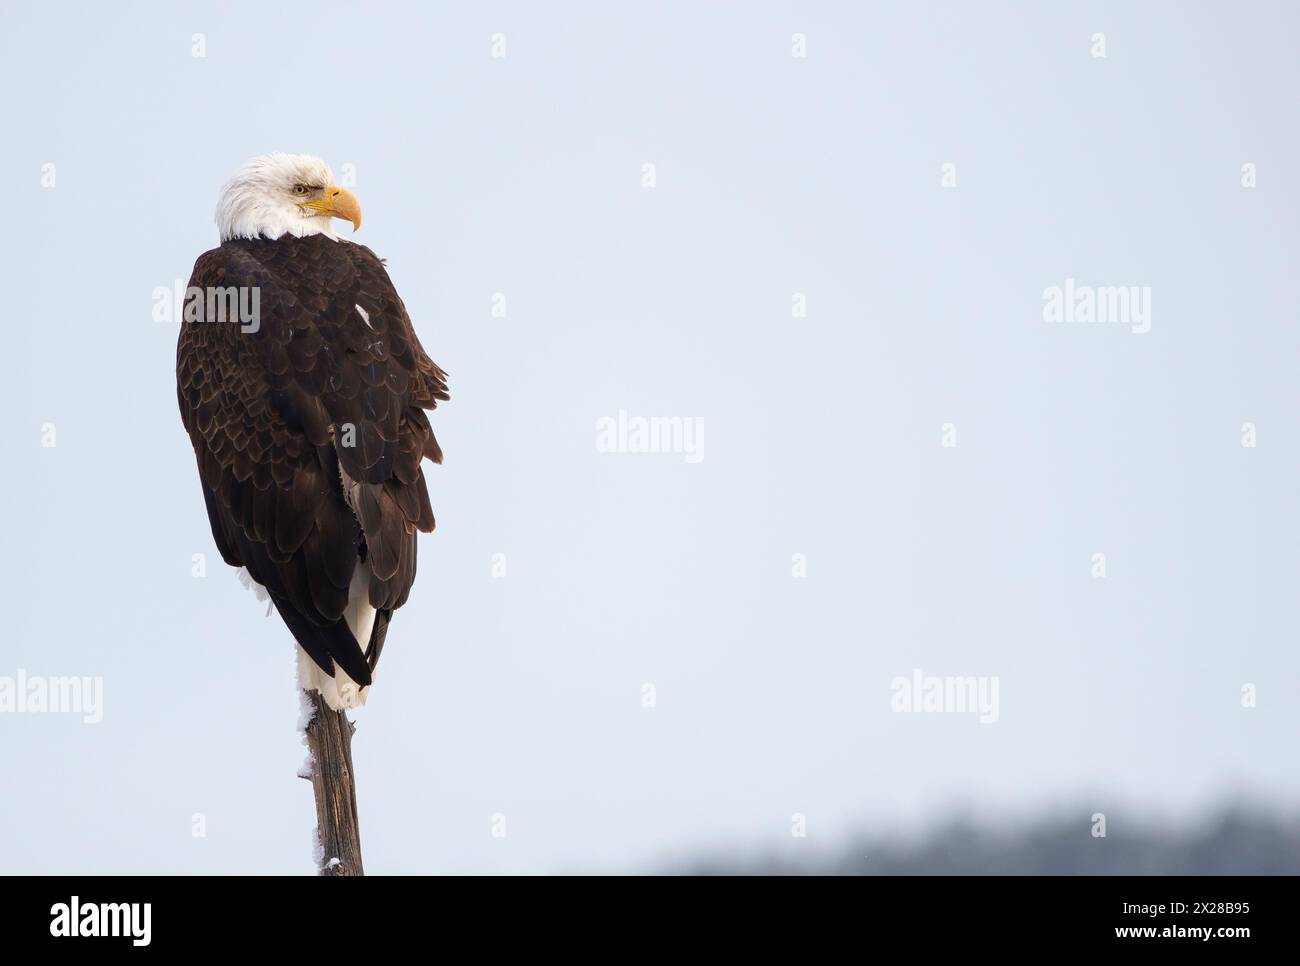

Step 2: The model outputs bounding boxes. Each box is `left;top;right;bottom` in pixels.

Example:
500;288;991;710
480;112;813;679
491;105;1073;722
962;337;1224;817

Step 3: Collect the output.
301;690;364;876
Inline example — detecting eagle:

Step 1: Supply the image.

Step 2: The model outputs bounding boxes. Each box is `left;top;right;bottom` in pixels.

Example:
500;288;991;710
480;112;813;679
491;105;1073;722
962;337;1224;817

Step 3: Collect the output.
177;154;448;710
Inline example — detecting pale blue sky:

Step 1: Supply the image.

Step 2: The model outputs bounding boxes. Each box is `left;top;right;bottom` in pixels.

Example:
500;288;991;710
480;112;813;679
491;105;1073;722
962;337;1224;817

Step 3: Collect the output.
1;1;1297;873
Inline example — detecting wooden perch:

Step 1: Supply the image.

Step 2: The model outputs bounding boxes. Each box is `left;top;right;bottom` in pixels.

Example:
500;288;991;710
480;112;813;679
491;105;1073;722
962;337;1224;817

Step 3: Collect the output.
302;690;364;876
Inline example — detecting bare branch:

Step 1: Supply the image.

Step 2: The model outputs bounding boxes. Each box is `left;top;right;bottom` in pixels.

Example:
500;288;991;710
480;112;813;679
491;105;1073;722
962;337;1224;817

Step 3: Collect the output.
301;690;364;876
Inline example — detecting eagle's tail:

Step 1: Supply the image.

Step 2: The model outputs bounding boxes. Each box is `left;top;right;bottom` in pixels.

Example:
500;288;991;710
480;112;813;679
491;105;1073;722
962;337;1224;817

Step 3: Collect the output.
297;648;368;712
286;562;377;711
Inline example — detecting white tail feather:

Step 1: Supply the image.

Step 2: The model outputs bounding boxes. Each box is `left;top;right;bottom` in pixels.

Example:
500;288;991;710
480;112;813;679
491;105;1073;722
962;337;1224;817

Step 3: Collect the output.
296;561;376;711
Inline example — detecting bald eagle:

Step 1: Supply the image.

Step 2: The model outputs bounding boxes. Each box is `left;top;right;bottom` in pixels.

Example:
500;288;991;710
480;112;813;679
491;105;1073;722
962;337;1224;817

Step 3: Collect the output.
177;154;448;710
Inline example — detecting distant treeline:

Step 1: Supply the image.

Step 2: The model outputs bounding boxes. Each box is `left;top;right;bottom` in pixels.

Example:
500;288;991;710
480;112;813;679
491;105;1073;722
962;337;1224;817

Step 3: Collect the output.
680;809;1300;875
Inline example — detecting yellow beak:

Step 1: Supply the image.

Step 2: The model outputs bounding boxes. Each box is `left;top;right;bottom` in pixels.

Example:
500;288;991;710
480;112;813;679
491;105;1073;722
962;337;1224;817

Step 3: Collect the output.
302;185;362;231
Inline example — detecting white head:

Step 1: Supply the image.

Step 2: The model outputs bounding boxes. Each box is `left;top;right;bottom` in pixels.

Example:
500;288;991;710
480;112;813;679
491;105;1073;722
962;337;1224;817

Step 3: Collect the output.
215;153;362;242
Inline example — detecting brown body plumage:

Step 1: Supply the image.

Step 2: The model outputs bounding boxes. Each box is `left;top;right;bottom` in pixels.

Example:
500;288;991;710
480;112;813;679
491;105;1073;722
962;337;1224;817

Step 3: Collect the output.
177;233;448;688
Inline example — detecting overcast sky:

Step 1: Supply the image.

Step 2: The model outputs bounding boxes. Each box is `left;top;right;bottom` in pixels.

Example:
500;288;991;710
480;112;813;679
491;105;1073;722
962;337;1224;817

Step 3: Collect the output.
2;1;1298;874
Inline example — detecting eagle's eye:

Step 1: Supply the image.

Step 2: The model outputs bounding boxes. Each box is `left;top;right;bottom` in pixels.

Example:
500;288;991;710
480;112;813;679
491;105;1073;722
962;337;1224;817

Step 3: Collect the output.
293;184;309;195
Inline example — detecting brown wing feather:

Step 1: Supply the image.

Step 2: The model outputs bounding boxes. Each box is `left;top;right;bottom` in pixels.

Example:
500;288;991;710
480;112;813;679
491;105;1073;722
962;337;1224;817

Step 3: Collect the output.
177;234;447;683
